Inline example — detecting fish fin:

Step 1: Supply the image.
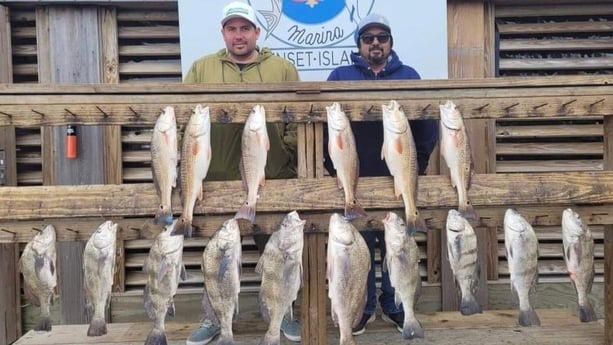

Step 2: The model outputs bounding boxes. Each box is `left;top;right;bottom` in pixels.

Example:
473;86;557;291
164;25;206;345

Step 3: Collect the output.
382;255;389;273
518;309;541;327
172;218;192;237
264;132;270;151
87;318;107;337
217;251;231;283
587;267;595;293
143;285;154;319
344;200;367;220
144;328;168;345
167;301;175;317
34;254;45;275
197;184;204;201
459;295;482;316
255;254;265;275
578;302;598;322
409;214;428;233
35;317;52;332
180;264;187;281
235;203;256;224
571;242;582;266
258;333;281;345
239;158;248;191
158;256;169;284
402;318;424;340
49;257;56;276
258;295;271;322
154;207;173;226
459;203;477;221
259;174;266;187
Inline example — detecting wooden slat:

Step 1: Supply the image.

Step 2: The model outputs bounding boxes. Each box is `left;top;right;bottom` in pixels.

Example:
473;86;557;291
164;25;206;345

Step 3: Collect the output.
0;78;611;127
498;260;604;276
496;160;602;172
11;64;37;76
117;26;178;39
9;10;35;22
119;61;181;75
15;152;41;165
496;142;602;155
10;26;35;39
12;308;605;345
0;5;12;84
496;4;613;17
15;171;42;185
0;243;20;345
121;129;152;143
603;103;613;344
500;57;613;71
116;10;178;22
122;150;150;163
497;242;605;258
11;44;36;57
496;124;602;138
500;38;613;52
497;21;613;35
3;172;613;220
119;43;180;56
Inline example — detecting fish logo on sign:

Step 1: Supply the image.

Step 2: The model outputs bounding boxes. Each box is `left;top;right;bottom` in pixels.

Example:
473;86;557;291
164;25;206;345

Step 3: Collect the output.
250;0;376;46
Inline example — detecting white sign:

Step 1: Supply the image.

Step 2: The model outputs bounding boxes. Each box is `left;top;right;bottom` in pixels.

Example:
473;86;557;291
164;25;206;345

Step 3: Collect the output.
179;0;447;81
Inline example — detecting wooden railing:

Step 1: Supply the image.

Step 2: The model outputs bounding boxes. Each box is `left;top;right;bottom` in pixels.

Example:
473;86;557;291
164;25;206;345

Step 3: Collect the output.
0;76;612;345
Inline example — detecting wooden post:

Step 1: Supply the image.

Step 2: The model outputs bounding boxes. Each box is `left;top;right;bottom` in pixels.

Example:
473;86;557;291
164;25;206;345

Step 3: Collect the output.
0;5;20;345
36;6;107;325
443;0;495;311
603;115;613;344
300;122;327;345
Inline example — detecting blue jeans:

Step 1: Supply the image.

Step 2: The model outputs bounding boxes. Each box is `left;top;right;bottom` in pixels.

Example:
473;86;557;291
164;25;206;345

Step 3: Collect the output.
360;229;403;316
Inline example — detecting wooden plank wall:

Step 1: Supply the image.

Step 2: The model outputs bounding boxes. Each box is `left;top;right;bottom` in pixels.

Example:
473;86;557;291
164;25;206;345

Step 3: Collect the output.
36;6;107;325
0;5;20;345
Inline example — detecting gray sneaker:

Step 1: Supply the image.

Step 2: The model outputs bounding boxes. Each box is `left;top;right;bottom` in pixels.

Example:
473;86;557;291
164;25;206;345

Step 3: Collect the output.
281;318;301;342
186;319;220;345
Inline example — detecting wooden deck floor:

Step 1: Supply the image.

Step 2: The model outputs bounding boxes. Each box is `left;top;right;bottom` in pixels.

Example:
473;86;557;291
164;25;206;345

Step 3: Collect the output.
14;309;604;345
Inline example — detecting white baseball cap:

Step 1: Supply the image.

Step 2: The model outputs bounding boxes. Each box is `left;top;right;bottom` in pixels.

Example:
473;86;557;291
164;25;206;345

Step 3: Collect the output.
221;1;257;27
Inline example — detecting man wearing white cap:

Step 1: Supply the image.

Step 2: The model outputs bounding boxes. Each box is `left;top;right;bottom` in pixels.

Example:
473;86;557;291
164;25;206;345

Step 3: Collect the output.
184;2;301;345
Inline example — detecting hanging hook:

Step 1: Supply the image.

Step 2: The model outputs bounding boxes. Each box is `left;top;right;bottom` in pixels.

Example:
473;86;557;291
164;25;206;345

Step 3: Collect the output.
504;103;520;111
64;108;78;118
473;103;489;112
31;109;45;117
561;99;577;108
533;103;548;110
589;98;605;107
96;106;110;118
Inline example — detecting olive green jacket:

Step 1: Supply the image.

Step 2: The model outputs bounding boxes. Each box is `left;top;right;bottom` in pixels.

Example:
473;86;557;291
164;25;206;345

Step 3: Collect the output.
184;47;300;181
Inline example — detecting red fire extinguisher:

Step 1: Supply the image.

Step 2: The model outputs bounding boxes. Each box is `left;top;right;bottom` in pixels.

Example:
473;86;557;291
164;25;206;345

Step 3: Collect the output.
66;125;77;159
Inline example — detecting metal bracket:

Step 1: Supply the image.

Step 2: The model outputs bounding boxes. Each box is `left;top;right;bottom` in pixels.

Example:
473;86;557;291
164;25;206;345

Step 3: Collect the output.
0;150;6;185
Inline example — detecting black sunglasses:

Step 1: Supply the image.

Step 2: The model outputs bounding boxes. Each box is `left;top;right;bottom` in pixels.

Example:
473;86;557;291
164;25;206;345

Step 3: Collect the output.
360;33;391;44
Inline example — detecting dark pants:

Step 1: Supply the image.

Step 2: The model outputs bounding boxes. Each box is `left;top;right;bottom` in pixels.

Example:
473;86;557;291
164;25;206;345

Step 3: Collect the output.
360;229;403;316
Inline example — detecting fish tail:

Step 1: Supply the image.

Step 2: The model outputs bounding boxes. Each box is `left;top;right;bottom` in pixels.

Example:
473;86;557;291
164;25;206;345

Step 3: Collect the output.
235;203;256;223
35;316;52;332
402;317;424;340
144;328;168;345
172;217;192;237
407;216;428;234
87;318;107;336
216;336;236;345
344;200;367;220
153;208;173;226
459;202;477;220
460;295;482;316
258;333;281;345
518;309;541;327
578;302;598;322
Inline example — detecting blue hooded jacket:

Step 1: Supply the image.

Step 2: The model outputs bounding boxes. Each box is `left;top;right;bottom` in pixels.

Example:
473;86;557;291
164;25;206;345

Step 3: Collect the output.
325;50;439;177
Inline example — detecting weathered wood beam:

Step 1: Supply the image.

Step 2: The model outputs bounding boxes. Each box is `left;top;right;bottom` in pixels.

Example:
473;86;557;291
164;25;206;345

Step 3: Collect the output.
0;77;610;126
1;204;612;243
2;172;613;221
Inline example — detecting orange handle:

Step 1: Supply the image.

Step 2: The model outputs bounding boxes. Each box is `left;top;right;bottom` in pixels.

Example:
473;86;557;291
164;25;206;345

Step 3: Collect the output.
66;126;77;159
